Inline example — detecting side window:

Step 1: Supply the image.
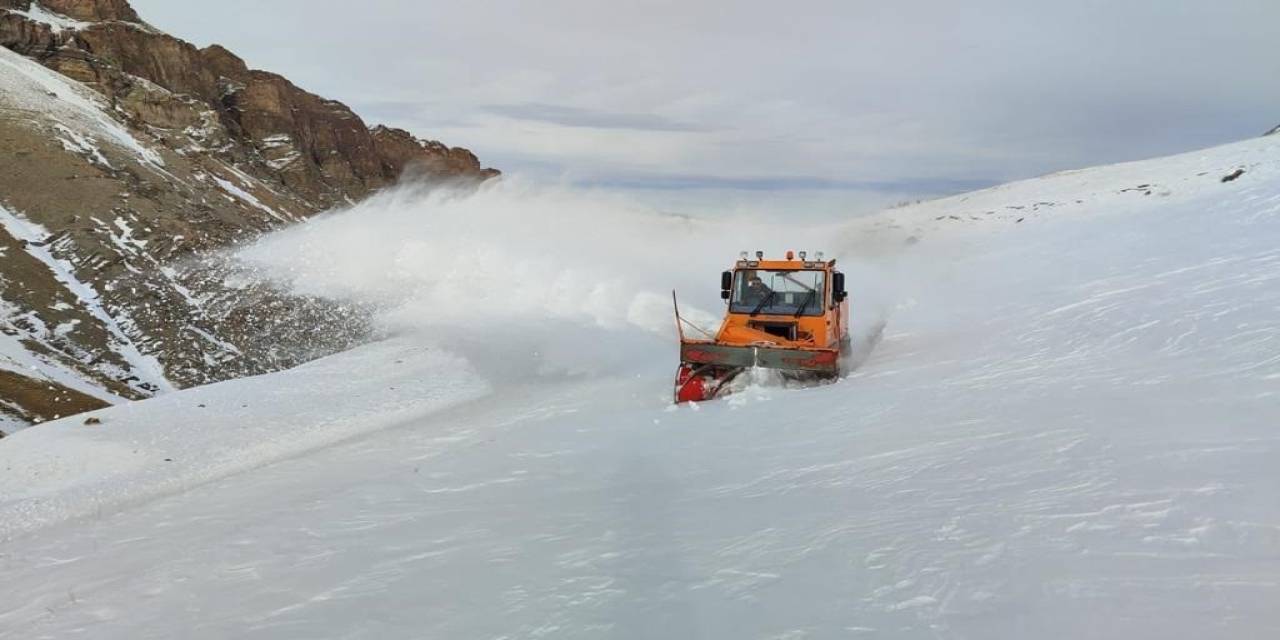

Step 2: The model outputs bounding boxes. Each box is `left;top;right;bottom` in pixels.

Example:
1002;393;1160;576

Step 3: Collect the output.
733;270;767;304
732;271;748;304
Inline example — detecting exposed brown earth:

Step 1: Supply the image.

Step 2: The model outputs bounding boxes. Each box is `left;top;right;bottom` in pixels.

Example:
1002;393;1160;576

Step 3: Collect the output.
0;369;109;424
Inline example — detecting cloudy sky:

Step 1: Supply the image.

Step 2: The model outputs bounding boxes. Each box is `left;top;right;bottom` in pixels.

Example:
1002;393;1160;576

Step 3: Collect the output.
132;0;1279;209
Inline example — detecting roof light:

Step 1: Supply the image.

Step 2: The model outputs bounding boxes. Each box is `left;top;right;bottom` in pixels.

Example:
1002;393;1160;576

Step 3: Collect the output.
755;251;764;260
815;251;825;261
799;251;807;260
740;251;749;260
786;250;794;260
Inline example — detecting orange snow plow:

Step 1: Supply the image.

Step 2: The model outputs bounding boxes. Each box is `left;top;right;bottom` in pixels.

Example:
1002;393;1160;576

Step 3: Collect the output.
673;251;850;403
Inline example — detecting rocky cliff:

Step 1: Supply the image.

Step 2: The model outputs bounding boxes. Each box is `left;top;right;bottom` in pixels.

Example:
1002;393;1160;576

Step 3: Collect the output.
0;0;496;431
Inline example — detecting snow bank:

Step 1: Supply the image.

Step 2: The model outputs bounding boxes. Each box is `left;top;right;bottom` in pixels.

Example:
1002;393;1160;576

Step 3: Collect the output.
0;338;489;538
0;413;24;436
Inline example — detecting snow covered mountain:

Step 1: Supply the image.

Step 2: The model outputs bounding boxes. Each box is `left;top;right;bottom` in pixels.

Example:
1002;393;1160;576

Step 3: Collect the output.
0;0;496;430
0;130;1276;637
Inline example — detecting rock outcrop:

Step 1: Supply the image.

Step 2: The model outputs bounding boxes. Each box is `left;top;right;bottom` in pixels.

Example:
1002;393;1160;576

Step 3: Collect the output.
1;1;494;207
4;0;139;22
0;0;496;430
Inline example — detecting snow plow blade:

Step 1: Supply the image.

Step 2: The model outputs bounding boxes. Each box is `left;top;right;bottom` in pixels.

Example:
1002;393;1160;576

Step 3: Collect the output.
679;343;840;373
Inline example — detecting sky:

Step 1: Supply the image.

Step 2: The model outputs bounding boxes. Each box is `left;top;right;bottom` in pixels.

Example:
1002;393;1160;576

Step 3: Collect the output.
130;0;1280;213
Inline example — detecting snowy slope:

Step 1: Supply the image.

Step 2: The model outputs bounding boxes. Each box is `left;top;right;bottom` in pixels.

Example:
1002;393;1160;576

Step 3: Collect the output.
0;45;166;170
0;206;172;396
0;338;488;537
1;18;491;429
0;135;1277;638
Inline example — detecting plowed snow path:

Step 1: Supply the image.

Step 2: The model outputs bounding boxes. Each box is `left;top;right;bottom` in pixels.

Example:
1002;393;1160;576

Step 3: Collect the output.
2;139;1279;638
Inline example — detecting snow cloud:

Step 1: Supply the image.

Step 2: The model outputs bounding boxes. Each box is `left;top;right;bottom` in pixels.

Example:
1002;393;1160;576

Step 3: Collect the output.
230;179;825;377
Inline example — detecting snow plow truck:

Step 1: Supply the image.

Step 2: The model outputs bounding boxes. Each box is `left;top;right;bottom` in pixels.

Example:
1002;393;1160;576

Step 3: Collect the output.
673;250;850;403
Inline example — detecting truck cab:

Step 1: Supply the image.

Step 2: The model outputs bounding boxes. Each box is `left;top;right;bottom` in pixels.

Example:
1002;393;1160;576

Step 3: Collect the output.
717;255;849;351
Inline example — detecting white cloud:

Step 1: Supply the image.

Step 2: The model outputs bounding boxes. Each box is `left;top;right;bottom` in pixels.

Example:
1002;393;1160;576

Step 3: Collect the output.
131;0;1280;199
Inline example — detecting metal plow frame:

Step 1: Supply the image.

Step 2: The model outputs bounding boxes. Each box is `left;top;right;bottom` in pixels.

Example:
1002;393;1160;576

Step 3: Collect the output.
674;342;841;403
679;342;841;374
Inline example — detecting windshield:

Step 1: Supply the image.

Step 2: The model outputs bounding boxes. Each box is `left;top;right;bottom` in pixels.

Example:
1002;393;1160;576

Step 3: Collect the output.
729;269;826;316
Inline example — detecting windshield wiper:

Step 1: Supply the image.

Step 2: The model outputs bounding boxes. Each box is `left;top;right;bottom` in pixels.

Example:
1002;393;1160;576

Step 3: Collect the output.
794;289;816;317
749;290;776;316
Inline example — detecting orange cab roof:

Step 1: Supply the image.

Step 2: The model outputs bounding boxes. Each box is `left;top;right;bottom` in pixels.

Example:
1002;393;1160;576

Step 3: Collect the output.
734;259;835;270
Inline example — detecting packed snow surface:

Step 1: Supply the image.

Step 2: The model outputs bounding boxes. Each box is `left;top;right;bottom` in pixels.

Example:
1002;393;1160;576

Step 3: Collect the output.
0;339;487;538
0;135;1278;638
